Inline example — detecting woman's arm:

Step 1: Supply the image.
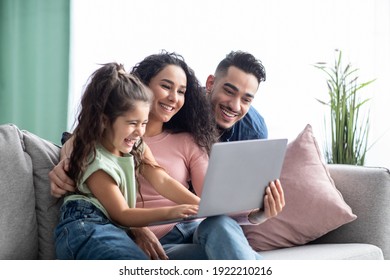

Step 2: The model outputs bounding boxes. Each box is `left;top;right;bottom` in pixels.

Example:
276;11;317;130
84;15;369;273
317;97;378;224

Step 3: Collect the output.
140;144;200;205
87;170;198;227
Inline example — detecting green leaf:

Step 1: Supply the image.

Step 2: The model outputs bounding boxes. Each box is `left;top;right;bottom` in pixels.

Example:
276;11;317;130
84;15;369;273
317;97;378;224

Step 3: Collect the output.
313;49;375;165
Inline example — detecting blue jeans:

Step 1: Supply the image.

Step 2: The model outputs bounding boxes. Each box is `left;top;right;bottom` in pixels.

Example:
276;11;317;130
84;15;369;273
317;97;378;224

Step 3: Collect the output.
55;200;148;260
160;215;262;260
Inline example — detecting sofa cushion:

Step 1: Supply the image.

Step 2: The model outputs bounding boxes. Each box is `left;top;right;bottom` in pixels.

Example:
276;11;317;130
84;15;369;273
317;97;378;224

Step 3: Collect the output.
260;243;383;260
315;164;390;260
0;124;38;259
242;124;357;251
22;129;61;259
0;124;61;259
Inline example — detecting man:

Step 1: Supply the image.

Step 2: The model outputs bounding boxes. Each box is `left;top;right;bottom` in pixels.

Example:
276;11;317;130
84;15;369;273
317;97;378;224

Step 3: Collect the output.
206;51;267;142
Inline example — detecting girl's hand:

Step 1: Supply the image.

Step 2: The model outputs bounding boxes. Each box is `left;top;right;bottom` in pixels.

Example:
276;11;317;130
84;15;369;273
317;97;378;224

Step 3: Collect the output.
167;204;198;220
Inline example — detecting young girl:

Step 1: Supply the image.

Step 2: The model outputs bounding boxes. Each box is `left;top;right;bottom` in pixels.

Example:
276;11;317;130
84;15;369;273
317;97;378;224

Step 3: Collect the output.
54;63;199;260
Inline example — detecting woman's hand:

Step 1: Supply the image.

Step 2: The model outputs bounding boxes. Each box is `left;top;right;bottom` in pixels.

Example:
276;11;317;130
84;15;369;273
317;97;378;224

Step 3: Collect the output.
131;227;168;260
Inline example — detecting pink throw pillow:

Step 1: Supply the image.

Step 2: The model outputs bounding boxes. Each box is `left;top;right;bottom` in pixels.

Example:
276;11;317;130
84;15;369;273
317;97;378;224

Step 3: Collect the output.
242;124;357;251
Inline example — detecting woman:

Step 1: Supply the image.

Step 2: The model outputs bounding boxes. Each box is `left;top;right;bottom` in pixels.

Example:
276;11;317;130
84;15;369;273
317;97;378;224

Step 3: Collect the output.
129;51;267;260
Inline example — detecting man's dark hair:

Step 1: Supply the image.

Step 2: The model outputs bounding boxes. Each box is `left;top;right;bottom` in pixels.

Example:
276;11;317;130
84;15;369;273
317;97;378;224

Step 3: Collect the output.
215;51;266;84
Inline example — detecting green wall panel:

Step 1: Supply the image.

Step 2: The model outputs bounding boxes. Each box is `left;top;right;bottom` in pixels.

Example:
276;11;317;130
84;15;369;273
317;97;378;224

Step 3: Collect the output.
0;0;70;144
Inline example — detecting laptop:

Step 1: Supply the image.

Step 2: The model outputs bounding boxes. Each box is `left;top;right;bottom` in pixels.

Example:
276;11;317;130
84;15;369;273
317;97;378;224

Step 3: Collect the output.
149;138;287;226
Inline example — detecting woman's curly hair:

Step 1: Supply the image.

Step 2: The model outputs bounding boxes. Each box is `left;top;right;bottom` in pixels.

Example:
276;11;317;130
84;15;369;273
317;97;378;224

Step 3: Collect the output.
131;50;218;154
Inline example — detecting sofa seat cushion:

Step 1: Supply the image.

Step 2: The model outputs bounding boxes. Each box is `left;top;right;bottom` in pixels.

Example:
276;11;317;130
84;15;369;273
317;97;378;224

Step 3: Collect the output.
260;243;384;260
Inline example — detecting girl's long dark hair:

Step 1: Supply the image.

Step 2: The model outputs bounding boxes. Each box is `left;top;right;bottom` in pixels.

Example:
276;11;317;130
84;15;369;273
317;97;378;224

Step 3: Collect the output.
131;50;218;154
68;63;152;187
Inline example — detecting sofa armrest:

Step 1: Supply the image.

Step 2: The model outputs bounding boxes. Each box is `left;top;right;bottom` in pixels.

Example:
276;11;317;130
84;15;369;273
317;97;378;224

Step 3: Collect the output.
313;164;390;260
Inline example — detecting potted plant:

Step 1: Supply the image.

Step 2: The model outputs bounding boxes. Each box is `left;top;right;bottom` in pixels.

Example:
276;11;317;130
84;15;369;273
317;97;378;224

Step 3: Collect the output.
314;50;375;165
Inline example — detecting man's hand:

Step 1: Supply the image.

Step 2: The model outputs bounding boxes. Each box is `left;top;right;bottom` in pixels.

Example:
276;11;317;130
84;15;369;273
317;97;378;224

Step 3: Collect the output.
49;158;76;197
131;227;168;260
249;179;285;224
264;179;285;218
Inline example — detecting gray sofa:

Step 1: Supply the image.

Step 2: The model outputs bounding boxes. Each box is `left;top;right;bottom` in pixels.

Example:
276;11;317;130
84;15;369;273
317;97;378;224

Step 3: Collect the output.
0;123;389;260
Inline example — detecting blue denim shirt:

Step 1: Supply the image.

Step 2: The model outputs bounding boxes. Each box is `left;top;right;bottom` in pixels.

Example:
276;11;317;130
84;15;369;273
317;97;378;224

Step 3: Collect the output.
219;106;268;142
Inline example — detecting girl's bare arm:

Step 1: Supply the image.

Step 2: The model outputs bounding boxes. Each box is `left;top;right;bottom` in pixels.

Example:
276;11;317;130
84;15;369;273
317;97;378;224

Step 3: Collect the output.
87;170;198;227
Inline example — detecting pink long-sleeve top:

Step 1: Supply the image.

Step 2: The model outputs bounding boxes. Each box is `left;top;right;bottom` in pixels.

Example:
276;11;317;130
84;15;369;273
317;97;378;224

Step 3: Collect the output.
136;132;208;238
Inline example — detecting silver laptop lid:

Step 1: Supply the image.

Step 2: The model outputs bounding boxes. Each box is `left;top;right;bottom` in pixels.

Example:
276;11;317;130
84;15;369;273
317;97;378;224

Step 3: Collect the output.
197;138;287;217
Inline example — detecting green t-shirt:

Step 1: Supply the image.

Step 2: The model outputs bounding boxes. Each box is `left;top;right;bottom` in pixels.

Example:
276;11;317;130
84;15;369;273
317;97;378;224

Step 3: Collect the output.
65;145;136;221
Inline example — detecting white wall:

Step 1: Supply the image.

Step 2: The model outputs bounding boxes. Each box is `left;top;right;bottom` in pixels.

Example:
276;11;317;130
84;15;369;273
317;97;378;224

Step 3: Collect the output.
68;0;390;168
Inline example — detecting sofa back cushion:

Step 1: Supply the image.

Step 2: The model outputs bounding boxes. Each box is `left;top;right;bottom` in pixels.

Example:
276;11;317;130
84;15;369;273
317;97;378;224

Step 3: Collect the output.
0;124;60;259
316;164;390;260
23;129;61;259
0;125;38;259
